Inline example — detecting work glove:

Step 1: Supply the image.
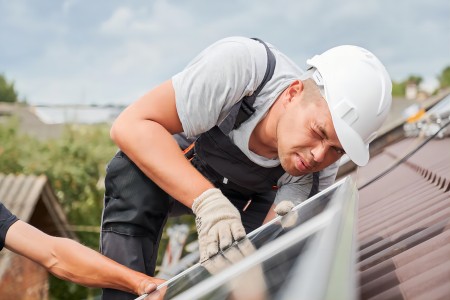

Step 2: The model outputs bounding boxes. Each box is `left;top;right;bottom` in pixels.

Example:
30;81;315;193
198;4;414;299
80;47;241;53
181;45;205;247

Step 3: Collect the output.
202;238;267;300
274;200;299;229
201;237;255;274
192;188;246;263
274;200;295;216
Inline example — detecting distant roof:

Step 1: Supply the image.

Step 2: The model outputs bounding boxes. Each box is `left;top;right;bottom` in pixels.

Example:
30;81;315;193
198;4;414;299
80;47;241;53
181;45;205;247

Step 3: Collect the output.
0;103;63;140
353;136;450;299
0;173;77;238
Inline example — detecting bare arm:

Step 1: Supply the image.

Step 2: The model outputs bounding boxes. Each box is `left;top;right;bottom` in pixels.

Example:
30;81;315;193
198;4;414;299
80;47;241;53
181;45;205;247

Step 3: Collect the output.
5;220;164;295
112;80;247;261
263;204;277;223
110;79;213;207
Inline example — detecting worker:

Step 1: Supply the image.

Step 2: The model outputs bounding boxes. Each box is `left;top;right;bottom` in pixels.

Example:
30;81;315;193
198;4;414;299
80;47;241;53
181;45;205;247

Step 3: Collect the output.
0;202;164;296
100;36;392;299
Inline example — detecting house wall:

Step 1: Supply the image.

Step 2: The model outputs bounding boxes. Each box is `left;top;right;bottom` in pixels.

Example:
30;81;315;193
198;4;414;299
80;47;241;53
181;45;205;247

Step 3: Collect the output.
0;251;48;300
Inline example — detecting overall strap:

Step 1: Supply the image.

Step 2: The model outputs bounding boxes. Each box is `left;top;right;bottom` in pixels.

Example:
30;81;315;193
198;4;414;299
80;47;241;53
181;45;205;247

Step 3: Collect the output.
219;38;277;134
308;171;320;198
234;38;277;129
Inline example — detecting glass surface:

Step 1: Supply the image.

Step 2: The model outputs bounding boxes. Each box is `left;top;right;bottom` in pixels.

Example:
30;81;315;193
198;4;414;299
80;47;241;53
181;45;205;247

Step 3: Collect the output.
180;236;312;300
140;179;348;300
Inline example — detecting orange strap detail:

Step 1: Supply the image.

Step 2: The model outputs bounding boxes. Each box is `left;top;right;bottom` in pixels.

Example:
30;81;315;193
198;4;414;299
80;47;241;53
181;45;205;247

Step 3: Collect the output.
183;142;195;155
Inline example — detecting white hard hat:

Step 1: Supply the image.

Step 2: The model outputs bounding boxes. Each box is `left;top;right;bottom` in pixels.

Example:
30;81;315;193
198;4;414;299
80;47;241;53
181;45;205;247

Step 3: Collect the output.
307;45;392;166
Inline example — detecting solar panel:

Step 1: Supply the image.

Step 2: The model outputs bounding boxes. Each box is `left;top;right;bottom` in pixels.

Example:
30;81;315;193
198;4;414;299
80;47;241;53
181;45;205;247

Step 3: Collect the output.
139;177;357;300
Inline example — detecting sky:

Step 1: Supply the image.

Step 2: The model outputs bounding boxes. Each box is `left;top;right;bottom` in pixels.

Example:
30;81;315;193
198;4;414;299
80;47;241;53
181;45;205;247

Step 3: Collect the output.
1;0;449;106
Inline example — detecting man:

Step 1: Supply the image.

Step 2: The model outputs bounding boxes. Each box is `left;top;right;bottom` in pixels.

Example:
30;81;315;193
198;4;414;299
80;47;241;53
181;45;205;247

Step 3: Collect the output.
101;36;392;299
0;202;164;296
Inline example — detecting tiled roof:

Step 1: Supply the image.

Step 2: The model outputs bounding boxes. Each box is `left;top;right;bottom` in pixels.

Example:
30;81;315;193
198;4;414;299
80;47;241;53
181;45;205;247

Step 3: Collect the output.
0;173;74;229
0;173;76;279
1;173;46;221
354;137;450;299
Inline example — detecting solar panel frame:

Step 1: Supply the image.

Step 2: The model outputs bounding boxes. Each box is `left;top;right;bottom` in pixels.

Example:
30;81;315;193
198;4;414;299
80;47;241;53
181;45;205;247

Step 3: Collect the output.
140;177;358;300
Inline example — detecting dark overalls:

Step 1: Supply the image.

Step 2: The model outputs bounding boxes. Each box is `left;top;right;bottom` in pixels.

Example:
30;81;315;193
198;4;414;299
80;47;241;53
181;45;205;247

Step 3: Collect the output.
100;39;318;300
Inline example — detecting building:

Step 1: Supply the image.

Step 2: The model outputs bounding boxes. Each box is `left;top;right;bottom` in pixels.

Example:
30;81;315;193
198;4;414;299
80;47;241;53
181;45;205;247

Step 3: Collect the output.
0;103;63;140
0;174;76;300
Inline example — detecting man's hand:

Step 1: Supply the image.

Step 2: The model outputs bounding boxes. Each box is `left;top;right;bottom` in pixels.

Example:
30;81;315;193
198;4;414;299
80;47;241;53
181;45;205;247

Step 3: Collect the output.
201;238;255;274
274;200;299;229
192;188;246;262
274;200;295;216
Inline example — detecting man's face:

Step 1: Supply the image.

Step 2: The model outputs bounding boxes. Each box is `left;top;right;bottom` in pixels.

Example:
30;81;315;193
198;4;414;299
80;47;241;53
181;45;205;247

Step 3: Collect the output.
277;92;345;176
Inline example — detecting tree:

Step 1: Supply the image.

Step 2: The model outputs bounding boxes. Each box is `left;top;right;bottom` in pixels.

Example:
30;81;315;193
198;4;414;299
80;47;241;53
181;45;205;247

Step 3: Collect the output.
391;75;423;98
438;66;450;89
0;74;19;103
406;75;422;85
0;119;117;299
0;116;197;298
392;80;406;97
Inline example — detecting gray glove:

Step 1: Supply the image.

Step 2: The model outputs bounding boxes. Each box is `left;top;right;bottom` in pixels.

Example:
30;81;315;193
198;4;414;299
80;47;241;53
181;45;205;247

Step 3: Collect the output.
202;237;256;274
192;188;246;262
274;200;298;229
274;200;295;216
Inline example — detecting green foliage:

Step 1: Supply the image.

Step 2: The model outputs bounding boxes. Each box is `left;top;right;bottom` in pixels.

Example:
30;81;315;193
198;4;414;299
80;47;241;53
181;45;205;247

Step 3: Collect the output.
0;116;197;299
391;75;423;98
438;66;450;89
392;80;406;97
0;118;117;299
0;74;19;103
406;75;422;85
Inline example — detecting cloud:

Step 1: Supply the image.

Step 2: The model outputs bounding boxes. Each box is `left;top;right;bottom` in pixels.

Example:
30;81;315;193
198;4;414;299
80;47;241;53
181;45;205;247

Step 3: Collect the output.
99;6;135;34
1;0;449;105
99;2;195;37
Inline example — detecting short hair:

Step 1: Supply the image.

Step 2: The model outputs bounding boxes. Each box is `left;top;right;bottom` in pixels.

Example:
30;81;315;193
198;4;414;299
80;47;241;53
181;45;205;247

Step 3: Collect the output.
299;69;324;103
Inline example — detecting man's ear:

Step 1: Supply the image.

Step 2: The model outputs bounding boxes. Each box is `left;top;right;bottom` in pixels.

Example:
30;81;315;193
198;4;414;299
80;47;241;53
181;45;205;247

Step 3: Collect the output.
286;80;304;103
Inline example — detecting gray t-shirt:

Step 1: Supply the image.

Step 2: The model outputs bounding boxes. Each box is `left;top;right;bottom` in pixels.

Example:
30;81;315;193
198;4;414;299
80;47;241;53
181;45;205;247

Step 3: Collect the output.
172;36;338;204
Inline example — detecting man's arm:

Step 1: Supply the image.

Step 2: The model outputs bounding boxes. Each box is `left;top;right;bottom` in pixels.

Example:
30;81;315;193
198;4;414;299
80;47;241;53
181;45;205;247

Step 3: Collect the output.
110;79;246;261
110;79;213;207
263;204;277;223
5;220;164;295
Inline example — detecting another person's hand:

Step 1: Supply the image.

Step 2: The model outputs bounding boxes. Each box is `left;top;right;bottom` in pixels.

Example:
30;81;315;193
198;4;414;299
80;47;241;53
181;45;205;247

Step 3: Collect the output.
141;285;168;300
192;188;246;262
136;277;166;297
